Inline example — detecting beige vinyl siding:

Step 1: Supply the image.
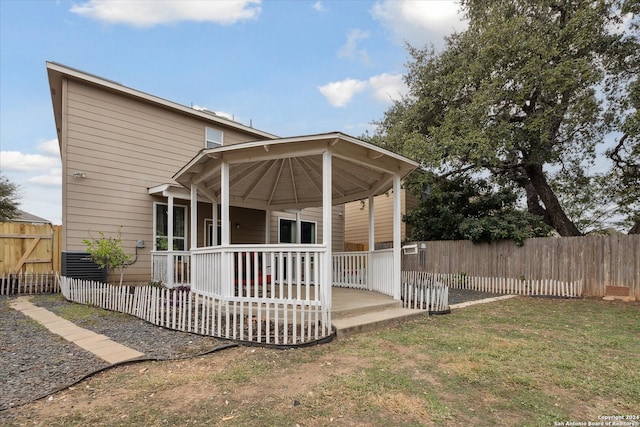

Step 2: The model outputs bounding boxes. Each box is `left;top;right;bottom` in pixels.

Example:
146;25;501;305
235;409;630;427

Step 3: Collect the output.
62;79;261;282
344;189;413;248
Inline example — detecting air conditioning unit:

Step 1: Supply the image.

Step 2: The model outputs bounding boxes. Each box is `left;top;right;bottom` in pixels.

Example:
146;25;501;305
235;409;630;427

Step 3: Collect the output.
61;251;107;282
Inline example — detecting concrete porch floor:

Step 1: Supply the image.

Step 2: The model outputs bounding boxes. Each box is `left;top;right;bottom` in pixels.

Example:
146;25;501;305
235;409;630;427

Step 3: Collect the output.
331;287;426;338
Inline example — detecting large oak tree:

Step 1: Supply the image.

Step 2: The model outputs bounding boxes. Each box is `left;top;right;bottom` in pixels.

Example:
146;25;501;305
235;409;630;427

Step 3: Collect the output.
374;0;639;236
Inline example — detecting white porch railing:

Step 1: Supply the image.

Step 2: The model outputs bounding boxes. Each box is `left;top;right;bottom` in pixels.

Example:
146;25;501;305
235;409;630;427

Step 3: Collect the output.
368;249;394;297
332;251;368;289
332;250;395;298
189;244;333;343
151;251;191;288
331;250;394;297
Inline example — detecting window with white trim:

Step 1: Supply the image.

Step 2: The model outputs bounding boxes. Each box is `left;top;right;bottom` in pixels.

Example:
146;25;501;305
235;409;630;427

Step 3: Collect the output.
204;218;222;246
154;202;187;250
279;218;316;244
206;127;223;148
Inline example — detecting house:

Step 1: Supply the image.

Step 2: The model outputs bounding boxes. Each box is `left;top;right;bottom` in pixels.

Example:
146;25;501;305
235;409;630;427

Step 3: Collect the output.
48;62;419;342
14;209;52;225
344;189;418;250
47;62;343;282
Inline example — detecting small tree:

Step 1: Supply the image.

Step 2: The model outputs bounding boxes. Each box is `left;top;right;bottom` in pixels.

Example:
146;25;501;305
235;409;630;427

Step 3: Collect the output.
83;230;133;285
0;175;20;221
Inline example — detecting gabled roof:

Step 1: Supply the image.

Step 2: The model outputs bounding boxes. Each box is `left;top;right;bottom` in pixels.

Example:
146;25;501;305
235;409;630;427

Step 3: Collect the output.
46;61;277;150
13;209;51;224
174;132;419;210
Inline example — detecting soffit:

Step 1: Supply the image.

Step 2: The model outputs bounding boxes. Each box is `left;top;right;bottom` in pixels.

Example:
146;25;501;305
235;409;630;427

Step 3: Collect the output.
174;132;418;210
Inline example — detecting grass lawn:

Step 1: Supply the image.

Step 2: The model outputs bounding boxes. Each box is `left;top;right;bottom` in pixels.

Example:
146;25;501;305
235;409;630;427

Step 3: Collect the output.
3;296;639;426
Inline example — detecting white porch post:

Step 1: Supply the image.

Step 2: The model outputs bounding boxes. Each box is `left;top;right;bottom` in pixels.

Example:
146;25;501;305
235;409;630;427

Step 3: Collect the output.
392;175;401;300
295;211;301;244
368;195;375;251
212;202;218;246
190;184;198;287
190;184;198;250
221;160;231;296
167;195;174;287
368;195;375;291
265;210;271;243
322;150;332;311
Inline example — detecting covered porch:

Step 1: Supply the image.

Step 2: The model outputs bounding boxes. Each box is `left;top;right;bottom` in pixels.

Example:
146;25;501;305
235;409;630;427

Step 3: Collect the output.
150;132;418;343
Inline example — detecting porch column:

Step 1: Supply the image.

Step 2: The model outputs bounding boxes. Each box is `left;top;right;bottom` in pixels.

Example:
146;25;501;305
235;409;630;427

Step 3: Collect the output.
212;202;218;246
368;195;375;291
368;195;375;250
295;211;301;244
221;161;230;245
167;195;174;287
322;150;332;311
265;210;271;244
392;175;401;300
220;160;231;297
190;184;198;250
190;184;198;288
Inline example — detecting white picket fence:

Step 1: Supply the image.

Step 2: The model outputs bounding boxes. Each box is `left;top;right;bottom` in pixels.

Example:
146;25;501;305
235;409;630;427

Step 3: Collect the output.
59;276;331;345
401;271;449;313
407;272;583;297
0;272;59;295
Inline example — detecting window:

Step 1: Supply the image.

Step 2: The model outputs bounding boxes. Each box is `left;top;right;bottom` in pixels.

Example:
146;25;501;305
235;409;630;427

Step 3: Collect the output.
154;202;187;250
205;218;222;246
206;127;223;148
279;218;316;244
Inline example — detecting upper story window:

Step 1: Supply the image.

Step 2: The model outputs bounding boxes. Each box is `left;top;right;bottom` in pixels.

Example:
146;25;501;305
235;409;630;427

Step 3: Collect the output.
206;127;223;148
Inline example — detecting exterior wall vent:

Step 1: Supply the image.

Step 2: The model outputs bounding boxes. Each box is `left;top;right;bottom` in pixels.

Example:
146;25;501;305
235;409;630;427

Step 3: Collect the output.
61;251;107;282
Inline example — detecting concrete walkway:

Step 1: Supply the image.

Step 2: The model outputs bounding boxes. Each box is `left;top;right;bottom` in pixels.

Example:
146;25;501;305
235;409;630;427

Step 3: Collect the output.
10;296;144;365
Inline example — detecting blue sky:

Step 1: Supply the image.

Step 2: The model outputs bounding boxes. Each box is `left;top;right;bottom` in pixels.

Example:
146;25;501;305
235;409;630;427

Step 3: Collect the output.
0;0;465;224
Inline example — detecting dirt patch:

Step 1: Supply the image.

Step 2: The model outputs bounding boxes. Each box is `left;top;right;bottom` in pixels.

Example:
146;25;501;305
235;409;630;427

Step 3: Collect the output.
2;344;371;425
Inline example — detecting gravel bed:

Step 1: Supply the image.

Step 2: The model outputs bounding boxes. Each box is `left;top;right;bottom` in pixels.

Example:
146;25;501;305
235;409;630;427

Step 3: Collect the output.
0;294;229;411
447;288;504;305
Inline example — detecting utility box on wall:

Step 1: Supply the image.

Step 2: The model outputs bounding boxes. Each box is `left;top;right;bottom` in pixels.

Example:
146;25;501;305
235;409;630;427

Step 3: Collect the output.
61;251;107;282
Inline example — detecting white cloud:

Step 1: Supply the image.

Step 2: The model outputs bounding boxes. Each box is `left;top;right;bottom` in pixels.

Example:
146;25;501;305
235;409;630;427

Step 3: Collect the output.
371;0;466;47
319;73;407;107
28;168;62;187
338;29;372;65
312;1;326;12
369;73;407;103
318;79;368;107
70;0;262;27
38;138;60;157
0;151;60;172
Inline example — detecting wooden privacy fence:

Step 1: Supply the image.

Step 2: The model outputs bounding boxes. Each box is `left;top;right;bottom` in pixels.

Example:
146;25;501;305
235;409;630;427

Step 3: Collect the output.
0;271;59;295
0;223;61;274
403;235;640;300
59;276;331;346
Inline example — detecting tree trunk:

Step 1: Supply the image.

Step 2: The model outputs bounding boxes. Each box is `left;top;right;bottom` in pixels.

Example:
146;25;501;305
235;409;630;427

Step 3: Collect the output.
524;163;583;236
629;221;640;235
509;166;552;226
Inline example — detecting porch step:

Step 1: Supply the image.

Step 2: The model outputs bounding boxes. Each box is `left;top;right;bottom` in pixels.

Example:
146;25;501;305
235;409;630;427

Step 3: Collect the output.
332;307;426;339
332;299;402;319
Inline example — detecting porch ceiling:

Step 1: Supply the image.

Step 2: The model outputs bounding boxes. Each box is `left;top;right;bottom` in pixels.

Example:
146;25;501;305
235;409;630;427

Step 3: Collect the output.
173;132;419;210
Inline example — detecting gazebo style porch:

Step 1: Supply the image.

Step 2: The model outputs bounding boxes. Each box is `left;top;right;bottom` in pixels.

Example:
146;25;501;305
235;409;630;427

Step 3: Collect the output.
151;132;418;344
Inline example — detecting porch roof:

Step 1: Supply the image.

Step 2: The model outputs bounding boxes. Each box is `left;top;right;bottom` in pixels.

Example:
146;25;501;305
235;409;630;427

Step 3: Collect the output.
173;132;419;210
